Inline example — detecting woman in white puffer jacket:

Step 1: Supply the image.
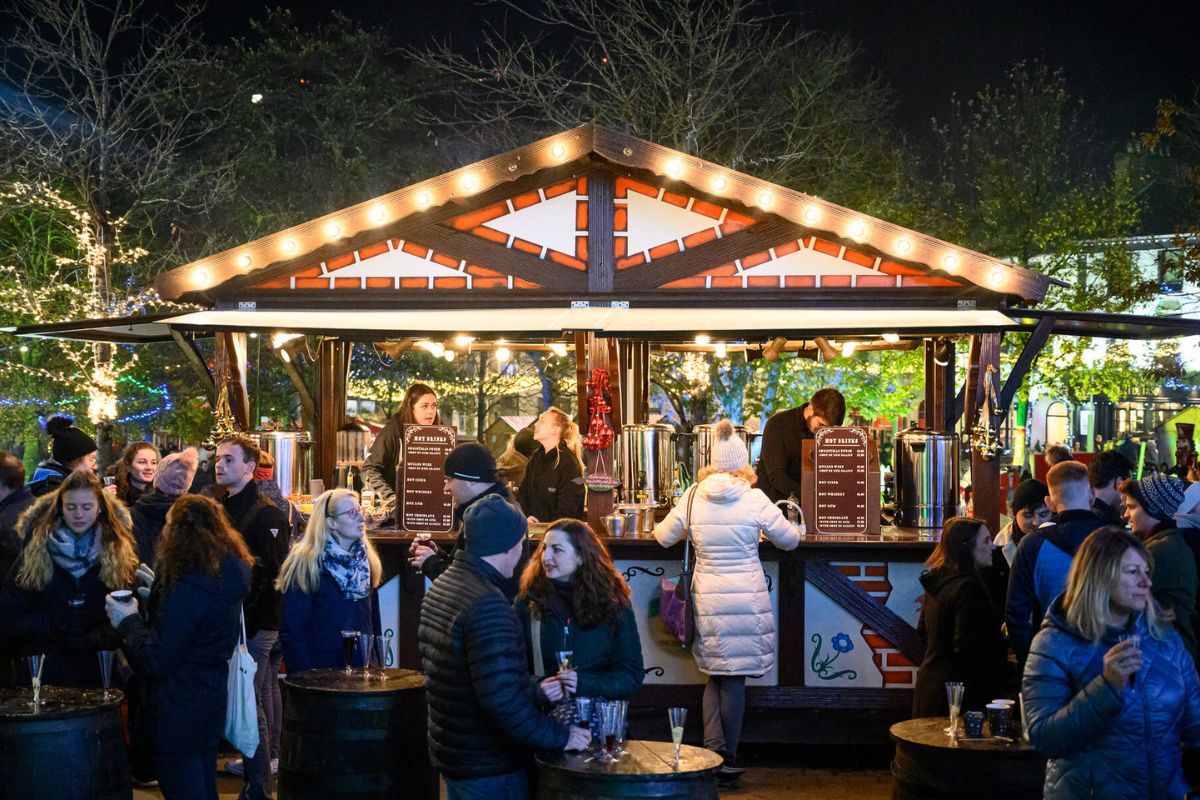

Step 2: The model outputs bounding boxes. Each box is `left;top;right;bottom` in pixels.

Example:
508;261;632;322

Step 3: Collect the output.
653;419;801;780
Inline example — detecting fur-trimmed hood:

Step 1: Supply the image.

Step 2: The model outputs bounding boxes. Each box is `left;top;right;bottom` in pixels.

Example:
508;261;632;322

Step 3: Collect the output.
14;492;136;588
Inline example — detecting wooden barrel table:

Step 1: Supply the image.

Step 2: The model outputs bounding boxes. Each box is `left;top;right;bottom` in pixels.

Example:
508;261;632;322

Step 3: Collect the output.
279;668;437;800
536;740;722;800
890;718;1045;800
0;686;129;800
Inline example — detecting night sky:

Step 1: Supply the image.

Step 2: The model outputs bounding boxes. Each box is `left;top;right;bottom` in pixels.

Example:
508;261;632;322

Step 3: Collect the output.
179;0;1200;147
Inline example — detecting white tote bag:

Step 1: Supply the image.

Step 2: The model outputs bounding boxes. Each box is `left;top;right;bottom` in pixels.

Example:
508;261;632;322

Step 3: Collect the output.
225;608;260;757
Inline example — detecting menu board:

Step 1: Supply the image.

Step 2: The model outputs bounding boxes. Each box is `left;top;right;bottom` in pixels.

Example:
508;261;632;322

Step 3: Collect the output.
399;425;456;533
813;427;870;534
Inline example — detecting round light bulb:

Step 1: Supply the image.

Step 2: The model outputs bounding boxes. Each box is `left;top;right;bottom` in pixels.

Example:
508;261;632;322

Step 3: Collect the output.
847;220;867;240
281;238;298;255
415;190;433;210
324;222;342;239
460;173;479;192
236;254;252;270
757;191;773;208
989;268;1005;287
454;334;475;347
550;142;567;159
191;267;209;288
368;205;387;224
711;175;728;192
444;350;456;362
896;237;913;255
803;204;821;224
665;158;683;178
495;346;511;363
695;334;711;346
943;253;960;271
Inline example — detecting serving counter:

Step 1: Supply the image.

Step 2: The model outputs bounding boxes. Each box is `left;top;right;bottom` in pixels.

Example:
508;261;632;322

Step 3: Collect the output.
366;527;937;744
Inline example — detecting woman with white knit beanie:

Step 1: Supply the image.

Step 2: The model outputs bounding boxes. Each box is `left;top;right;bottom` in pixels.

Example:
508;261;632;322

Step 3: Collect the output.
652;420;802;785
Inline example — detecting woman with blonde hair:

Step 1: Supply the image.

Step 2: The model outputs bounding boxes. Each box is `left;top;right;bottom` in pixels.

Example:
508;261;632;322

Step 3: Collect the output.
0;470;138;686
105;495;252;800
517;406;585;523
278;489;382;673
1024;526;1200;799
653;420;801;784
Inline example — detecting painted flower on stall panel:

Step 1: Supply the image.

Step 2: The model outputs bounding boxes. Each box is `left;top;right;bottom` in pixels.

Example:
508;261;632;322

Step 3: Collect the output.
831;632;854;654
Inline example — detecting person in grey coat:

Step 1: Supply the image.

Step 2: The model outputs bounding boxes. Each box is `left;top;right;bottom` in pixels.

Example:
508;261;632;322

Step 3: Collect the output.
1023;527;1200;800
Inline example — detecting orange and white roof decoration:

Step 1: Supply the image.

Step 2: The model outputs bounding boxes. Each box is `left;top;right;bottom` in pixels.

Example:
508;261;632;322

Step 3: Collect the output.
156;125;1048;304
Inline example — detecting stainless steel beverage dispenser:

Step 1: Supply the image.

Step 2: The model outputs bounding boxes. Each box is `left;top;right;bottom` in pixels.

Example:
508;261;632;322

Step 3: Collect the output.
691;423;751;473
893;428;959;528
258;431;312;499
615;423;675;507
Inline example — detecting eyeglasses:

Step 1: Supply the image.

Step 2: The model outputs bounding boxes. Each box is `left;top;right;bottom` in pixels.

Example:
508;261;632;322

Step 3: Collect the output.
327;505;363;521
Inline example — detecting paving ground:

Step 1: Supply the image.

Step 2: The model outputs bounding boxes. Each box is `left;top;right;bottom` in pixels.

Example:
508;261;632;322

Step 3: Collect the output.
131;744;894;800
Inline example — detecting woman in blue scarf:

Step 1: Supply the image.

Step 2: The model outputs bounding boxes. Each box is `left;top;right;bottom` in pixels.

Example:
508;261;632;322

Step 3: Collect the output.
278;489;382;673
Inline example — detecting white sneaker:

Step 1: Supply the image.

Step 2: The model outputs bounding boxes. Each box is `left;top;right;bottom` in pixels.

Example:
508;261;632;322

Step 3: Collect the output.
224;759;245;777
271;758;279;775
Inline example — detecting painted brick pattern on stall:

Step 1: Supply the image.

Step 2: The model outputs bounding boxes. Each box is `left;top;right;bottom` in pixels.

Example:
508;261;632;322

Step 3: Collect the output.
831;562;919;689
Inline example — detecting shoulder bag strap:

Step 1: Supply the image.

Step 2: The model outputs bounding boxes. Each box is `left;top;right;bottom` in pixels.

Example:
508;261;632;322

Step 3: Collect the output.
239;606;248;647
530;612;545;679
682;484;698;573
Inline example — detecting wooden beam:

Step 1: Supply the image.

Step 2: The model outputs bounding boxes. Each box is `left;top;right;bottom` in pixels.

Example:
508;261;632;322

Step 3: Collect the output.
169;329;216;403
612;219;801;291
410;224;588;293
923;337;955;432
998;315;1055;413
314;338;351;488
587;169;616;293
965;333;1002;534
214;332;249;431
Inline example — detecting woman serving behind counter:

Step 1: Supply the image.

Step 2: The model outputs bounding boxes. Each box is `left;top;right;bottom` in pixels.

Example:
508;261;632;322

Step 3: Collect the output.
361;383;440;512
518;407;585;523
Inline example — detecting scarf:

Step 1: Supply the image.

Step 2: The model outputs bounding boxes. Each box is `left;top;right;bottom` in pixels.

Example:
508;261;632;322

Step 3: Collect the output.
48;523;102;579
322;537;370;600
548;577;575;627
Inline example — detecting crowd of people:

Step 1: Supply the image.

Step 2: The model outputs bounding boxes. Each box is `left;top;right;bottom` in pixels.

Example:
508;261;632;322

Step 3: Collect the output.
913;448;1200;799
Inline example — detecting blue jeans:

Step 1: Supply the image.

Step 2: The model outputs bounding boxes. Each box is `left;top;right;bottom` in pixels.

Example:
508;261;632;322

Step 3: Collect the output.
240;629;277;800
444;769;530;800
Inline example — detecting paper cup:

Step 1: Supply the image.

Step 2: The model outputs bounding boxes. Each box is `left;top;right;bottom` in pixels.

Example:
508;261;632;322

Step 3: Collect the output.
109;590;133;601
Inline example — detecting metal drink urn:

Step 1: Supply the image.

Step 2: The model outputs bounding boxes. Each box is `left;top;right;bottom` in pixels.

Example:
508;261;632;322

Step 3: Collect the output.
258;431;312;499
893;428;959;528
691;423;751;473
615;423;675;507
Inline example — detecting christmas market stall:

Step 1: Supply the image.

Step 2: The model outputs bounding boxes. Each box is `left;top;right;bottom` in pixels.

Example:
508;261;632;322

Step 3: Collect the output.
17;125;1200;743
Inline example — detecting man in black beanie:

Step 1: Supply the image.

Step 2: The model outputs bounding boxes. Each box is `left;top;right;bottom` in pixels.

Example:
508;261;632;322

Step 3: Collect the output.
419;495;589;799
409;442;522;593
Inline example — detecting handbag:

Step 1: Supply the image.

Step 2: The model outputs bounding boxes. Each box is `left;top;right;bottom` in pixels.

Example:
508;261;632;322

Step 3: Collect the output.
225;608;260;758
659;486;697;647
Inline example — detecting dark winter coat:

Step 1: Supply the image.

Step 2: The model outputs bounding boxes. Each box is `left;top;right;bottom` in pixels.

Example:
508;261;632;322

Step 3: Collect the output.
1023;597;1200;799
1004;508;1107;662
0;494;132;687
1145;522;1200;662
221;482;290;637
516;444;584;523
418;549;569;779
514;590;644;700
0;487;35;587
912;566;1010;716
26;461;69;498
130;489;177;567
361;413;406;505
753;404;815;503
1093;497;1126;529
421;482;526;600
279;569;378;673
118;555;252;753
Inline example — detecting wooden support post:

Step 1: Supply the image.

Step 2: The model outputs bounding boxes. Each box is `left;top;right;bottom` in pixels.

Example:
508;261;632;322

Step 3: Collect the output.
998;316;1055;413
315;338;351;489
214;332;249;431
169;329;216;404
924;338;956;431
586;169;615;294
965;333;1002;534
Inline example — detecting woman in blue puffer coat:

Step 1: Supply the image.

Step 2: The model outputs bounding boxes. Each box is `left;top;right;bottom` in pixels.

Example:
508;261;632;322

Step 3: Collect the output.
1023;526;1200;799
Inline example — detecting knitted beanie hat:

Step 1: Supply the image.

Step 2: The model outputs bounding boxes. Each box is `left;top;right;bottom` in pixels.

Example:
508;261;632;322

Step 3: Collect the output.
462;493;526;556
155;448;199;496
46;415;97;466
444;442;499;483
711;420;749;471
1128;474;1188;521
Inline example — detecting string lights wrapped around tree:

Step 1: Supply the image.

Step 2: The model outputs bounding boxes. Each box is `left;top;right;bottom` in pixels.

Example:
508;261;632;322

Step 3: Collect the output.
203;383;241;449
582;368;620;491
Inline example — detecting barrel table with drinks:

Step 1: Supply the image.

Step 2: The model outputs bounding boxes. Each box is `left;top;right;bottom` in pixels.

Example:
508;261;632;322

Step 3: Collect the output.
536;740;723;800
889;717;1045;800
0;686;130;800
278;668;438;800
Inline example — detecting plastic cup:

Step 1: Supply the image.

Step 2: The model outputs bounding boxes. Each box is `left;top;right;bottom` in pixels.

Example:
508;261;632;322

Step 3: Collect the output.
109;590;133;601
964;710;985;738
987;703;1013;737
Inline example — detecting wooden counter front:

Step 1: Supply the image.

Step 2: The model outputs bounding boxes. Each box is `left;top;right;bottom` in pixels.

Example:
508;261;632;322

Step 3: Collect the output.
368;528;937;745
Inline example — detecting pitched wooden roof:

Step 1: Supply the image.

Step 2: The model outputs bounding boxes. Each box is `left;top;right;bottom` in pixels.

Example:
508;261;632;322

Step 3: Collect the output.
155;124;1049;305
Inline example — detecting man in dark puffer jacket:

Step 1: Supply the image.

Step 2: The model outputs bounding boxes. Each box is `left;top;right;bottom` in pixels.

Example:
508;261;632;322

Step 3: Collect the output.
419;494;589;799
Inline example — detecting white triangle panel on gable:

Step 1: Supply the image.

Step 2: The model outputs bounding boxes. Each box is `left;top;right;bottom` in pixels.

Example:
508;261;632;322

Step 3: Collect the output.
482;191;581;256
739;246;880;277
326;246;466;278
624;191;722;254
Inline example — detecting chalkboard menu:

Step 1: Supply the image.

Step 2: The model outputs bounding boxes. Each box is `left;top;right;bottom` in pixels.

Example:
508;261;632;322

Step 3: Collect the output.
813;427;870;534
399;425;456;533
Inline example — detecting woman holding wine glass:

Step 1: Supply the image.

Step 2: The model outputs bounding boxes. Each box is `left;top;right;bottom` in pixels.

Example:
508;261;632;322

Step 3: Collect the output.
0;470;138;687
105;494;253;800
514;518;643;709
278;489;383;673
